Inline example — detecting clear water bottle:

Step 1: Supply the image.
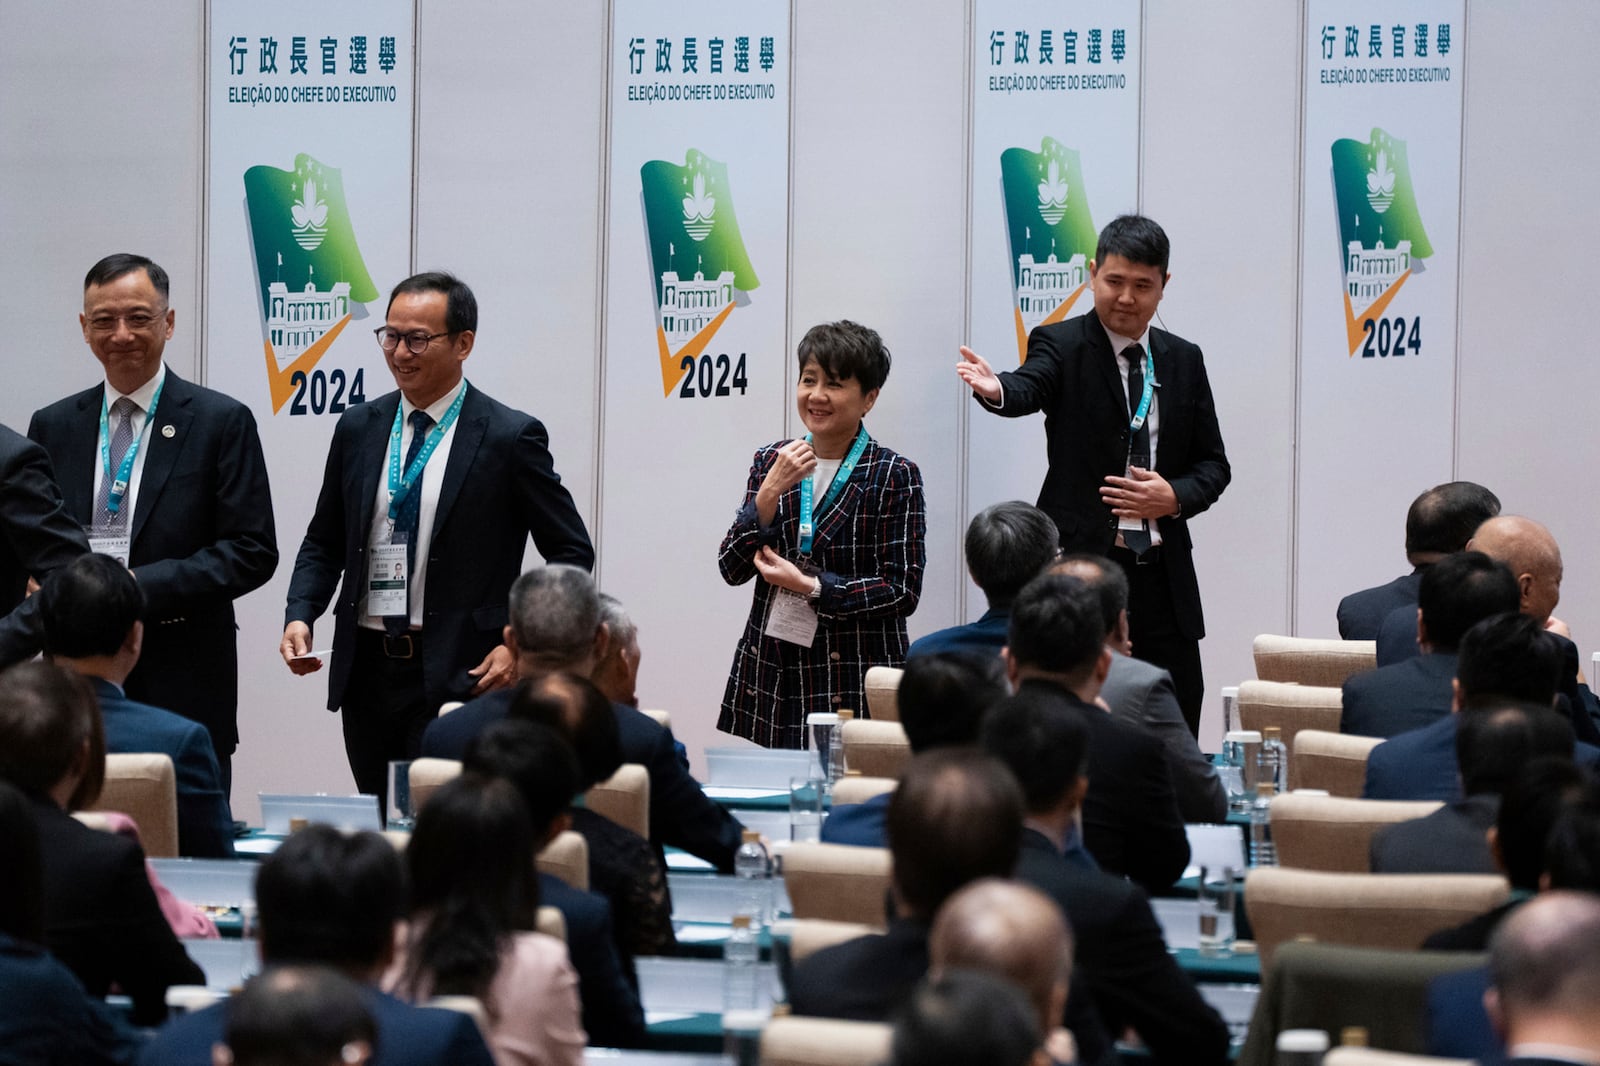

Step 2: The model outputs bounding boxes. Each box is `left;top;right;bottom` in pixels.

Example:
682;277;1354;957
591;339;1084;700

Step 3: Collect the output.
1249;782;1278;867
1220;686;1240;735
722;915;764;1064
828;709;853;787
734;829;772;927
1258;726;1289;795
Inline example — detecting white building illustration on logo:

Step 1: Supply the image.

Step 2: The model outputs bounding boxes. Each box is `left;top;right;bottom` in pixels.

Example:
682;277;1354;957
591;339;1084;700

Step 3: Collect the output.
1015;250;1087;335
1345;238;1411;303
267;276;351;370
659;267;734;347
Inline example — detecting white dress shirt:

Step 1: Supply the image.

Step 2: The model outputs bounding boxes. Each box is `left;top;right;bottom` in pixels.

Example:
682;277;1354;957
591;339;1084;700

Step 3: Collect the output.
93;362;167;531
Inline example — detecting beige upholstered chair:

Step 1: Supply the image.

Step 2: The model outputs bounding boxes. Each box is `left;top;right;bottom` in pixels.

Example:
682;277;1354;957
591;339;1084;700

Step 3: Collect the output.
91;753;179;858
437;700;464;716
585;763;650;839
831;776;896;806
760;1016;893;1066
1253;635;1377;688
1238;681;1344;782
640;708;672;731
535;905;567;942
1244;867;1509;969
863;666;903;723
780;918;879;963
781;842;892;927
1324;1052;1472;1066
536;830;590;892
408;757;463;813
1270;793;1443;872
840;720;910;779
1293;730;1385;798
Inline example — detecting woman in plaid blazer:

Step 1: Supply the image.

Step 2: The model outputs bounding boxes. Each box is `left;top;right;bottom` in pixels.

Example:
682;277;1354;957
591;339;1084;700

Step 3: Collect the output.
718;322;926;748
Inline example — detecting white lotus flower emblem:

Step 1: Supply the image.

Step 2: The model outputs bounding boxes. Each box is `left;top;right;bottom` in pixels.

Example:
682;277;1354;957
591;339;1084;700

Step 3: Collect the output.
682;171;715;242
1037;158;1069;225
291;179;330;251
1365;150;1396;214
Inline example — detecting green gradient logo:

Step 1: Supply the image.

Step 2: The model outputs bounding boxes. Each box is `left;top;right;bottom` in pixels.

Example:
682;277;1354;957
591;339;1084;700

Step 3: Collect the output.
243;154;379;411
999;138;1097;361
1330;129;1434;356
640;149;758;396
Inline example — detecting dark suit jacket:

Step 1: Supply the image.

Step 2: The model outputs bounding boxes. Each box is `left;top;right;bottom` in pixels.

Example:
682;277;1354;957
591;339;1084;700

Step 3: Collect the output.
0;932;140;1066
1341;652;1459;739
137;985;496;1066
91;676;235;857
285;385;594;716
31;795;202;1025
1018;679;1189;892
1015;829;1231;1066
987;309;1230;639
0;424;89;665
422;690;743;871
28;371;278;752
819;792;890;846
1366;713;1600;802
1369;793;1498;874
1337;569;1423;640
904;606;1008;660
1425;966;1501;1063
538;873;646;1049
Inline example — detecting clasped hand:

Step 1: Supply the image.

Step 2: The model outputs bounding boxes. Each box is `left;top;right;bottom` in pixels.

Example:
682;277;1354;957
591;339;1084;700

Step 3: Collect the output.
753;545;814;595
1100;467;1178;520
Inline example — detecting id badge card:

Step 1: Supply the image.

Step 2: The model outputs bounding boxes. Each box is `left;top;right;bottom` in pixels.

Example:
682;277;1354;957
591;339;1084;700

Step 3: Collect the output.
1118;451;1150;532
368;541;409;617
765;589;820;647
87;527;132;568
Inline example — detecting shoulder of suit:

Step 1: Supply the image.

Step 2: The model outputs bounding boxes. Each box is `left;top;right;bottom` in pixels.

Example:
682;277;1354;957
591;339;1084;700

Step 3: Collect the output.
1149;325;1202;358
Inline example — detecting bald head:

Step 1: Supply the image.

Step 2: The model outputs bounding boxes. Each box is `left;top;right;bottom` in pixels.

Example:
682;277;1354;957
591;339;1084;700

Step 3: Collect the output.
1489;891;1600;1050
1469;516;1563;624
931;878;1072;1031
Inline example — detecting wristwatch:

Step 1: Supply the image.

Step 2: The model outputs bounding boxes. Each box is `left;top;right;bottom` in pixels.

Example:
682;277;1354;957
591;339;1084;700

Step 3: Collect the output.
807;577;823;603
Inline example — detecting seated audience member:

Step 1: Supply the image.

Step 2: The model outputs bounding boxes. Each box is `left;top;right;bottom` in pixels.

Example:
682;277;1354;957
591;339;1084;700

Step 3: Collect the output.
461;718;647;1048
821;651;1009;848
0;661;201;1025
218;966;376;1066
982;689;1230;1066
788;749;1022;1023
0;777;138;1065
504;674;675;957
592;594;642;708
889;970;1045;1066
1486;892;1600;1063
387;774;584;1066
1341;551;1519;739
1337;481;1499;639
39;553;235;857
1371;701;1574;874
906;501;1059;660
930;879;1077;1066
421;565;743;870
1004;572;1188;891
140;825;494;1066
1051;553;1225;818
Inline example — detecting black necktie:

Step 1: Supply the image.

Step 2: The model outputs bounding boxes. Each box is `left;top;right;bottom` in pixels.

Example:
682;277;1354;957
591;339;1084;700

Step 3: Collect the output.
385;409;434;634
1122;345;1152;555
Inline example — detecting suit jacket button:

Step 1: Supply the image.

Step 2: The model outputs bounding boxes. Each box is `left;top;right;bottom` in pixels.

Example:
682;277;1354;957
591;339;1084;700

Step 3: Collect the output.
829;652;841;662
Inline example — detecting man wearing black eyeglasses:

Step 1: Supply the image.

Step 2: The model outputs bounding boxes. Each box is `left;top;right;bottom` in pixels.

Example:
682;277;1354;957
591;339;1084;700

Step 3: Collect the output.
280;271;593;803
25;254;279;795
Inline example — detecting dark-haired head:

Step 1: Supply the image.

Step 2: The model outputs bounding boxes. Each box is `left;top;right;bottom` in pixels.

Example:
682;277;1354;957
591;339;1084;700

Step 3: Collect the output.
1417;552;1519;653
256;826;403;977
0;661;106;811
84;253;169;299
1406;482;1500;562
39;553;145;660
1457;701;1574;797
221;965;376;1066
796;320;891;394
1049;553;1129;645
1456;613;1562;708
508;672;622;791
898;652;1009;754
388;271;476;335
981;686;1091;816
963;502;1059;610
888;749;1022;919
1094;215;1171;275
890;969;1042;1066
1005;571;1110;683
463;718;582;836
1494;758;1587;891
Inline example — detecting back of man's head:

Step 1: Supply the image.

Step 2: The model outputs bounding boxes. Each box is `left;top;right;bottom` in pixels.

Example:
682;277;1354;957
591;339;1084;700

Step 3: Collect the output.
898;652;1009;754
1049;554;1128;641
463;718;582;837
1469;515;1564;625
1417;552;1519;652
930;878;1072;1033
1006;572;1107;680
39;554;145;661
980;686;1091;816
1456;612;1561;708
507;672;622;791
887;749;1023;919
255;826;403;977
1406;481;1500;561
1457;701;1575;797
507;565;601;673
593;593;641;706
1544;780;1600;893
0;661;105;809
964;502;1059;609
1489;891;1600;1044
221;965;376;1066
890;970;1043;1066
1495;758;1587;891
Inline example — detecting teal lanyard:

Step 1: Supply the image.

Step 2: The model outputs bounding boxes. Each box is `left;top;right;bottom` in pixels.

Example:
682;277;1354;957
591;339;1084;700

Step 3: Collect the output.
99;378;165;518
386;384;469;522
798;425;870;555
1127;345;1156;433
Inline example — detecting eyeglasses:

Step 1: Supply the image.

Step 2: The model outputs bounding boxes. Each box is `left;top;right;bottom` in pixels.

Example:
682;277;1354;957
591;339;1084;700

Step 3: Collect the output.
86;310;167;333
374;327;452;354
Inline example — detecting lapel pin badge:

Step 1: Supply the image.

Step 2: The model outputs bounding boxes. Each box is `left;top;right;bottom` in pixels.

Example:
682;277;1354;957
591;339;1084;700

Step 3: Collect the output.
161;424;176;438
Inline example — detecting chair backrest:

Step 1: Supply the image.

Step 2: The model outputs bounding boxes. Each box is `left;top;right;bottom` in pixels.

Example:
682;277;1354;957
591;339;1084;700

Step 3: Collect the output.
1271;793;1443;872
92;752;179;858
584;763;650;839
1243;867;1509;970
1323;1051;1472;1066
781;842;892;927
760;1016;893;1066
780;918;881;964
640;708;672;731
1238;680;1344;782
536;829;590;892
831;776;896;806
408;757;463;813
1253;635;1377;688
863;666;903;723
535;905;567;942
1293;730;1385;798
841;720;910;779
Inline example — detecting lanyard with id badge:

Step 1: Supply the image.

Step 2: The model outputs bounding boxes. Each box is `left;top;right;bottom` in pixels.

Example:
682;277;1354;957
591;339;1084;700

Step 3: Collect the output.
88;379;165;564
1118;345;1157;538
367;386;469;619
764;426;869;647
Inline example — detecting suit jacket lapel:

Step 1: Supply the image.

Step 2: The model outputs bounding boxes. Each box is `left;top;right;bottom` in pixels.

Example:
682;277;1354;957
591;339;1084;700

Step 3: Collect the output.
130;374;195;544
1086;312;1126;418
58;387;102;523
354;396;398;535
431;386;488;539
